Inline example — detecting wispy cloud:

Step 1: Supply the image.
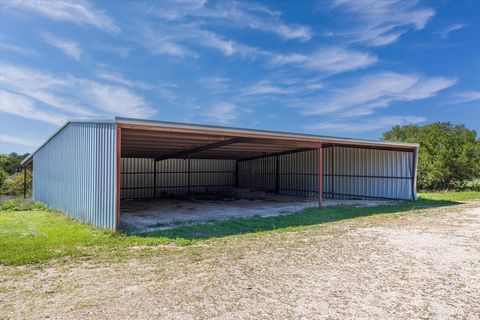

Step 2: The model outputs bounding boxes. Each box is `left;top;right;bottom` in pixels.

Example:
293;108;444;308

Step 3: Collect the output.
332;0;435;46
435;23;468;39
151;1;311;41
299;72;456;116
77;80;154;118
270;47;377;74
0;90;67;125
308;116;426;133
42;33;82;60
0;42;37;56
0;133;42;147
0;62;155;120
240;79;323;96
5;0;120;33
140;23;260;59
141;25;197;58
199;77;231;94
92;43;133;58
203;102;238;124
448;90;480;104
97;71;152;90
0;62;93;116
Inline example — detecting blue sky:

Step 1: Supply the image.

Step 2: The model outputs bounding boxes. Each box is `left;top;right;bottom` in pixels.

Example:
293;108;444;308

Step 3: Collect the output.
0;0;479;154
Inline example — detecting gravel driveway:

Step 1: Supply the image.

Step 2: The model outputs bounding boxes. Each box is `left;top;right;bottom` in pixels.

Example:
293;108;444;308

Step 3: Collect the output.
1;201;479;319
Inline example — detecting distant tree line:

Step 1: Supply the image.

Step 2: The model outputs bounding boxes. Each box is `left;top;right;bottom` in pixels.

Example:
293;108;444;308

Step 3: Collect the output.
382;122;480;191
0;153;31;196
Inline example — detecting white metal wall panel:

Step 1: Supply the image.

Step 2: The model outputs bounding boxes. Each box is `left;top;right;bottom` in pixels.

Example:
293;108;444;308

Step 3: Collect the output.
331;147;413;199
121;158;236;198
239;146;415;200
33;122;117;229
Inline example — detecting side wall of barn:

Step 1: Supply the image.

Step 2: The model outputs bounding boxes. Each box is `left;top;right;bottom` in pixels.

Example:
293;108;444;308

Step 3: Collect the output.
33;122;117;229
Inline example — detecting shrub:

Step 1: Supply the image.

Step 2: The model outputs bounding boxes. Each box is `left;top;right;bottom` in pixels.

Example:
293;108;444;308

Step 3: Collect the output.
452;179;480;192
1;170;32;196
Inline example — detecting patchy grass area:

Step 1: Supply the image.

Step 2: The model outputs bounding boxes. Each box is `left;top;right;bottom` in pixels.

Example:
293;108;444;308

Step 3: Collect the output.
0;192;479;266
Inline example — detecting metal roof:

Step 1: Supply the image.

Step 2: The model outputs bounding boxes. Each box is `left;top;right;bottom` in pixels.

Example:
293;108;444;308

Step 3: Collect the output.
22;117;418;165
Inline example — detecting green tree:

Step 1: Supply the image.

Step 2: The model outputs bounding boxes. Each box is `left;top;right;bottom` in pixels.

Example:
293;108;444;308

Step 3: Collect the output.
0;153;29;174
1;169;32;196
382;122;480;190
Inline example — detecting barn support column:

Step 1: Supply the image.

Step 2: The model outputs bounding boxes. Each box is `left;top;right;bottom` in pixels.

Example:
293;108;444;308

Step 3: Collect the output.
187;156;191;194
318;144;323;207
116;127;122;230
331;145;335;199
411;147;418;200
275;155;280;194
153;160;157;199
23;166;27;199
235;161;239;187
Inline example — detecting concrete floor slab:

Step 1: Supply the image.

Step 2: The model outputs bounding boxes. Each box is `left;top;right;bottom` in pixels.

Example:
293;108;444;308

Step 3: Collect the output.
120;195;395;232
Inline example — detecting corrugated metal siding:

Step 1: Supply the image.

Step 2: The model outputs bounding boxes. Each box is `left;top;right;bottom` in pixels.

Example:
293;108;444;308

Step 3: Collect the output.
330;147;413;200
239;146;415;200
33;122;117;229
121;158;235;198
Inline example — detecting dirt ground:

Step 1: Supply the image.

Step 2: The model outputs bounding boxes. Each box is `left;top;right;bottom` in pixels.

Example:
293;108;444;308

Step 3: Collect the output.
121;196;393;232
2;201;480;319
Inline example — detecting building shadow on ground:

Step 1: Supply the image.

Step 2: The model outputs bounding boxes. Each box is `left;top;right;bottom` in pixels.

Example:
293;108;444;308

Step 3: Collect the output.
134;197;460;240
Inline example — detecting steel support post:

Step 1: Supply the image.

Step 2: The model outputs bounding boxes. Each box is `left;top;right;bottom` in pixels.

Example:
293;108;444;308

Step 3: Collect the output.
318;144;323;207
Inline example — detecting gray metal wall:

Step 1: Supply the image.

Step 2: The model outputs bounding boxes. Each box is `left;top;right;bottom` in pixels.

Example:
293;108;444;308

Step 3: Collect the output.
121;158;235;198
33;122;117;229
239;146;415;200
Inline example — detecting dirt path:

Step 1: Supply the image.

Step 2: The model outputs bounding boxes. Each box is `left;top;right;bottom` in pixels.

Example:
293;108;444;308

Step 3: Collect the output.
2;202;480;319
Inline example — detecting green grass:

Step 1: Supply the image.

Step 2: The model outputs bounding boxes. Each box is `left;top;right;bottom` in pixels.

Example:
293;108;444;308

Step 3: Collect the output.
1;191;479;266
417;191;480;202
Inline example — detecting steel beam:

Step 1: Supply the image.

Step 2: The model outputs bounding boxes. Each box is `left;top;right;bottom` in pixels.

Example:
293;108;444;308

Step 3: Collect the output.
116;127;122;230
155;137;245;161
23;166;27;199
318;144;323;207
237;147;314;162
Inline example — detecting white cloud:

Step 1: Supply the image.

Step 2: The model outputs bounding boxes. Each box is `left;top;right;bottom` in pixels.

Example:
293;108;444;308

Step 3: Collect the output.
308;116;426;134
140;24;260;59
332;0;435;46
199;77;231;93
92;43;133;58
300;72;456;116
270;47;377;74
97;71;152;90
435;23;468;39
77;80;154;118
240;80;323;96
0;90;67;125
42;33;82;60
142;26;197;58
0;62;155;120
204;102;237;124
449;90;480;104
0;134;41;147
5;0;120;33
151;1;311;41
0;42;37;56
194;29;260;57
0;62;92;116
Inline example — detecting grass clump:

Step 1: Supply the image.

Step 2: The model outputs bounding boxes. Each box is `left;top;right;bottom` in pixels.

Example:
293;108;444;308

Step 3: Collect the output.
0;198;48;211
